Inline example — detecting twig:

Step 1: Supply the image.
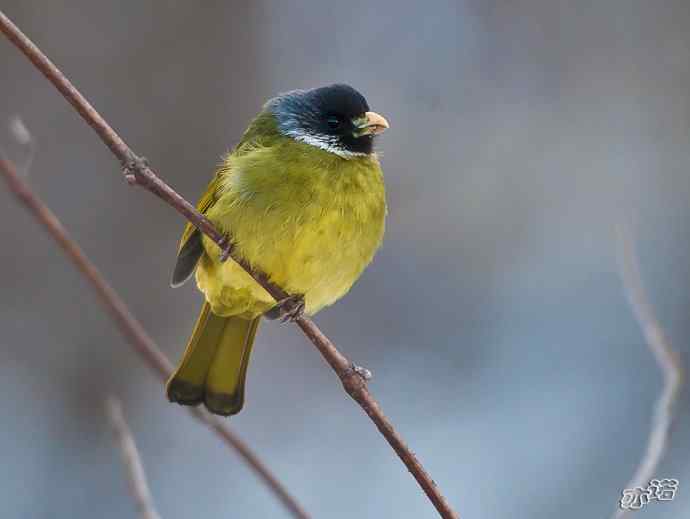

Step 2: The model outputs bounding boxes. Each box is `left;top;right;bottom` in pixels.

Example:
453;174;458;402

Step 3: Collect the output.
0;11;459;518
0;155;309;519
106;397;163;519
613;223;685;518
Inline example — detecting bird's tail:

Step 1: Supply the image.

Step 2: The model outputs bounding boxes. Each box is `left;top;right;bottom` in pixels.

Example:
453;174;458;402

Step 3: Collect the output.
166;302;260;416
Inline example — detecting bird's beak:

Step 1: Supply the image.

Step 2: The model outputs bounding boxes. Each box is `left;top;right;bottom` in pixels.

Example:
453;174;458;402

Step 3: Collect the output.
353;111;390;137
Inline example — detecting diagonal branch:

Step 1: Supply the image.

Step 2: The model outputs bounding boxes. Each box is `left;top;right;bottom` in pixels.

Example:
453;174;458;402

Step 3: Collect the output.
613;223;685;518
0;11;459;519
0;155;309;519
106;397;163;519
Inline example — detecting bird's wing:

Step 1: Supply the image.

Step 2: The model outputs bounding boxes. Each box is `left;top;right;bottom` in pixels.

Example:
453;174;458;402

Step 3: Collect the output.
171;110;277;287
170;173;221;287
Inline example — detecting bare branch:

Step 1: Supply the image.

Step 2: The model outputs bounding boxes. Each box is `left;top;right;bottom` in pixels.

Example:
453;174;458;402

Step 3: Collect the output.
0;11;459;518
613;223;685;518
106;397;163;519
0;155;309;519
0;115;35;175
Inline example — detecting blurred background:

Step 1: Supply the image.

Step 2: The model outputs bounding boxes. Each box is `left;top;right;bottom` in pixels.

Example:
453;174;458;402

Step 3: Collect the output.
1;1;689;517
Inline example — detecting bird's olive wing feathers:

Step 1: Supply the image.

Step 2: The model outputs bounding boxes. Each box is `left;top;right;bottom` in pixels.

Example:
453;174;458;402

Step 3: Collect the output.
171;230;203;288
171;110;278;287
170;174;221;287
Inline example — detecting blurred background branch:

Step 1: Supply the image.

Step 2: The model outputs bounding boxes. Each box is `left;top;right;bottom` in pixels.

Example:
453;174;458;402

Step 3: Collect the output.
614;223;685;518
0;10;459;519
0;153;310;519
106;397;163;519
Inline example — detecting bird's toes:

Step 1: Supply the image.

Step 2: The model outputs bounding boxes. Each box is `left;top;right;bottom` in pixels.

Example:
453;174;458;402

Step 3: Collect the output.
265;294;305;322
218;234;234;262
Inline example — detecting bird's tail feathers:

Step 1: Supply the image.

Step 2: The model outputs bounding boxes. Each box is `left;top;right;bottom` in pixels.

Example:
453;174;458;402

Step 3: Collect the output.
166;302;260;416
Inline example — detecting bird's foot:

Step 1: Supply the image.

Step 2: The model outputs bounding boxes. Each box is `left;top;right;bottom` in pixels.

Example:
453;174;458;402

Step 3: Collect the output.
217;235;233;262
265;294;306;322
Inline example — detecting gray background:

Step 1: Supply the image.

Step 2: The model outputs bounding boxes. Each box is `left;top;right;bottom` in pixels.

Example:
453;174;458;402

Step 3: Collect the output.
2;2;690;518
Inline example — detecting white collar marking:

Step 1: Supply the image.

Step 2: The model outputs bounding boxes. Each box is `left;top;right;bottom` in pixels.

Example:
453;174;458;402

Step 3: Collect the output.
286;130;367;159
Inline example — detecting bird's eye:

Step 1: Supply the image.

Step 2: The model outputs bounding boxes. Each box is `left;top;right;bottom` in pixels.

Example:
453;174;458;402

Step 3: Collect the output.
326;115;341;129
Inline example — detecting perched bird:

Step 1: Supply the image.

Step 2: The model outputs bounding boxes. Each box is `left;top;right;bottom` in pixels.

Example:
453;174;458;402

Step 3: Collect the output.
166;84;389;416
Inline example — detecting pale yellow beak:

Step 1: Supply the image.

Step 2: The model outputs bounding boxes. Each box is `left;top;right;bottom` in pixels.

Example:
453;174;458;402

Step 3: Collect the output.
353;111;390;137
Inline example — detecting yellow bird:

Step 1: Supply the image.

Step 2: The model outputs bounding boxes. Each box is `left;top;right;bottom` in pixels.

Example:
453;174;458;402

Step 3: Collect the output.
166;84;388;416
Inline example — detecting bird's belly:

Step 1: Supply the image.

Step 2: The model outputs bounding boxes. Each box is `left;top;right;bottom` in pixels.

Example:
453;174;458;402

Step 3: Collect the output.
198;193;385;317
198;149;386;317
248;206;383;313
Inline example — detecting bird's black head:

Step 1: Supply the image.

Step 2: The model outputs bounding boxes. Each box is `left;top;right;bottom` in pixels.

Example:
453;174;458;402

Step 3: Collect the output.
268;83;389;157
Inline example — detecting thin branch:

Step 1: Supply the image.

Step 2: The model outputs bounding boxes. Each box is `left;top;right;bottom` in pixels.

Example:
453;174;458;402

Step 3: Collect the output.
613;223;685;518
106;397;163;519
0;11;459;519
0;155;309;519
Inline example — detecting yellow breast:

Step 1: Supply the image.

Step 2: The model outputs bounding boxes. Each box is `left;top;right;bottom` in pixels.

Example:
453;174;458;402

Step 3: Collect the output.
195;140;386;317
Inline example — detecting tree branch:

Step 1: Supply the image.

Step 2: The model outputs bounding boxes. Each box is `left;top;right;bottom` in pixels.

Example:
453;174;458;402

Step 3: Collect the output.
106;397;163;519
1;10;459;518
0;155;309;519
613;223;685;518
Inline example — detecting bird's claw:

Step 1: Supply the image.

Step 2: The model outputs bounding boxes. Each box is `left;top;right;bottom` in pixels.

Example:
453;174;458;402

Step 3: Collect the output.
265;294;305;322
218;235;233;262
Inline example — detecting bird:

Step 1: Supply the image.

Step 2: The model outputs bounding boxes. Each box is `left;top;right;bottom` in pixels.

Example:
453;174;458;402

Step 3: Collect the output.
166;83;389;416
